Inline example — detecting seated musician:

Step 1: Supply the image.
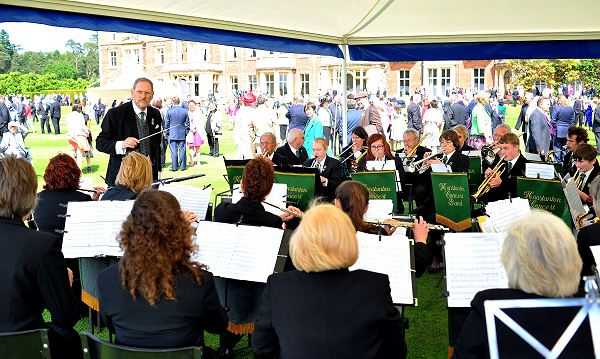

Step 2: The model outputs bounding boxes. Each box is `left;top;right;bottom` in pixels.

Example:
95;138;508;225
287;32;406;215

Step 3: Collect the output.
0;156;81;359
101;152;153;201
335;180;432;277
213;158;301;357
272;128;308;167
480;132;527;203
257;132;277;162
339;126;368;175
453;212;591;359
563;126;589;178
303;137;344;202
427;129;470;172
453;125;475;151
482;124;511;172
577;177;600;277
97;189;228;355
252;204;407;359
398;128;430;203
397;128;429;160
572;143;600;206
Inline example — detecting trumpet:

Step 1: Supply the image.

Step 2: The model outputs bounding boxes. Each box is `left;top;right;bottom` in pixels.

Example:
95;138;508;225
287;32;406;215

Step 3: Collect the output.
366;219;449;231
406;150;443;173
472;157;506;202
575;212;600;230
406;133;429;158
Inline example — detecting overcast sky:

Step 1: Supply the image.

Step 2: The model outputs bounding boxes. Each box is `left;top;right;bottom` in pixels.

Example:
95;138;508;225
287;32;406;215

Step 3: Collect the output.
0;22;96;53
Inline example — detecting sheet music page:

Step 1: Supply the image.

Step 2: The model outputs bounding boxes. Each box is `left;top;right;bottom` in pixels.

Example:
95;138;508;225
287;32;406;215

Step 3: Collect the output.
62;201;133;258
591;245;600;266
525;163;555;180
445;233;508;307
431;163;452;173
523;152;542;162
485;198;531;233
193;221;283;283
363;199;394;221
462;150;482;157
350;232;415;304
78;177;94;195
232;183;287;215
158;184;212;220
477;216;498;233
564;179;586;223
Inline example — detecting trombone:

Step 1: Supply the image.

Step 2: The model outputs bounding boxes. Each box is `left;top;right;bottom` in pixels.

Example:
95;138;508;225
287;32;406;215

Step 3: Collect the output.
350;149;368;172
471;156;506;202
406;132;429;157
406;150;442;173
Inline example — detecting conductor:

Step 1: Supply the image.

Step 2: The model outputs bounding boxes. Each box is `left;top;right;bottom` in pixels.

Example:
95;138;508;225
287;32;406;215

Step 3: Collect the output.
96;78;163;186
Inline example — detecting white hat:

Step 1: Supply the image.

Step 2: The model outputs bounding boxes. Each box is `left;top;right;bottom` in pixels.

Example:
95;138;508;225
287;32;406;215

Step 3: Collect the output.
8;121;19;129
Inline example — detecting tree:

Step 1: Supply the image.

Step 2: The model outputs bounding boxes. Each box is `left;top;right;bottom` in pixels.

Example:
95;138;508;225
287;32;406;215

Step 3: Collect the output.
43;61;77;80
82;33;99;79
65;39;84;72
0;29;17;73
552;59;580;85
578;59;600;87
506;59;556;89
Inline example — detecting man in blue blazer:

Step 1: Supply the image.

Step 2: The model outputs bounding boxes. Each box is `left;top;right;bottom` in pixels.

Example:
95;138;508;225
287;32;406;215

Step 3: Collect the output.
527;97;552;155
165;97;190;171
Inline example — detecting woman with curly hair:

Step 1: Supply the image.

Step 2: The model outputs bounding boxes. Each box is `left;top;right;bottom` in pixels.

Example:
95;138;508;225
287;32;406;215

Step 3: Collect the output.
213;157;301;357
97;189;227;354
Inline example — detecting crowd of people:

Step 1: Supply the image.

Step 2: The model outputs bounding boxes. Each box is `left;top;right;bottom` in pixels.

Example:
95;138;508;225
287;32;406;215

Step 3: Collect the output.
0;77;598;359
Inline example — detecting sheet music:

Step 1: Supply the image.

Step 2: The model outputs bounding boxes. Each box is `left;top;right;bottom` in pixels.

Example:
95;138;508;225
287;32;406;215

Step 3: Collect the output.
192;221;283;283
62;201;133;258
525;163;555;180
232;183;287;215
485;198;531;233
366;160;402;191
462;150;482;157
445;233;508;307
591;246;600;266
523;152;542;162
350;232;415;304
431;163;452;173
564;179;586;224
363;199;394;221
158;184;212;220
477;216;497;233
78;177;94;195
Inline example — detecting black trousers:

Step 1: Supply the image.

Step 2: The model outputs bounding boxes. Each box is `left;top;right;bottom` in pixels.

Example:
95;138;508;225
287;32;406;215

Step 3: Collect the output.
51;117;60;134
40;116;51;133
207;134;219;156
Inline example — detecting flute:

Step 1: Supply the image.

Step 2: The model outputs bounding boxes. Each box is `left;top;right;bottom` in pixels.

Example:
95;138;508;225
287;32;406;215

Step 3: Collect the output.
366;219;449;231
262;201;303;218
78;188;106;194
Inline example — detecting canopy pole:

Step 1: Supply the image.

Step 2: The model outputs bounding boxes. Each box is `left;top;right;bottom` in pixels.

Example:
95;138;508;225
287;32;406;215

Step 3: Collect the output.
341;42;348;149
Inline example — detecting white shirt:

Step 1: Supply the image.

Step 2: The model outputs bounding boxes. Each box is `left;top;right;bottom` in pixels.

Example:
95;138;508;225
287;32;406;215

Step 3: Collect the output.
115;102;148;155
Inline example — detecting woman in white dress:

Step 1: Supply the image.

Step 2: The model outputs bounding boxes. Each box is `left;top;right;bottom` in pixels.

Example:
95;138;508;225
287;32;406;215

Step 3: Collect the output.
389;103;408;151
422;99;444;153
187;100;205;167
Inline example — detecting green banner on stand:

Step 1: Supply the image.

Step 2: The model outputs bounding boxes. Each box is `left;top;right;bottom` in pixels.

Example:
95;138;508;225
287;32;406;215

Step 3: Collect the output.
223;159;250;190
517;177;570;226
351;170;397;212
274;172;316;211
431;173;471;231
467;156;482;193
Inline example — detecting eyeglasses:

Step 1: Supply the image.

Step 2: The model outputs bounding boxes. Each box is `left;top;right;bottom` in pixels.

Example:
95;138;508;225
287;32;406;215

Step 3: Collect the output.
370;145;385;150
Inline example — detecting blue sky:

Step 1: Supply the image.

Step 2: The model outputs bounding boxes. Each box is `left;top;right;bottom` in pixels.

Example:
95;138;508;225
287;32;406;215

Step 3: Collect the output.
0;22;95;53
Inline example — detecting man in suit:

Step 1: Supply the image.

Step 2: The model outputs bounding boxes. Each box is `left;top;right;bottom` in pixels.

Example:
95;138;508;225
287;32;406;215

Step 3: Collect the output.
573;95;585;127
562;126;588;177
577;176;600;277
515;92;532;144
449;94;467;128
37;99;51;134
49;95;62;134
357;92;382;134
273;128;308;167
165;96;190;172
93;99;106;125
337;97;362;150
526;97;552;155
303;137;344;201
407;94;422;131
257;132;277;162
482;133;527;202
285;95;309;132
572;143;600;206
428;129;470;173
593;100;600;156
0;96;9;135
328;95;343;153
96;77;163;186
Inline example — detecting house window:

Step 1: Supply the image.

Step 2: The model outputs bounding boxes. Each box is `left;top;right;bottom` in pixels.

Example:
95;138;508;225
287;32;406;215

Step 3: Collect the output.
354;69;367;92
124;49;140;65
279;72;289;96
247;49;257;59
265;73;275;96
248;75;257;91
109;51;117;67
155;48;165;65
427;67;452;97
300;73;310;96
473;68;485;91
227;47;238;60
213;74;219;95
230;76;239;91
398;70;410;96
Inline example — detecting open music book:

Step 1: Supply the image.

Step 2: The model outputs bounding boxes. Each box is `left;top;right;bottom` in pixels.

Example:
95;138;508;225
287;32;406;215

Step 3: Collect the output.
192;221;284;283
62;201;133;258
350;232;416;305
483;197;531;233
525;162;555;180
232;183;287;216
363;199;394;221
444;233;508;307
158;184;212;220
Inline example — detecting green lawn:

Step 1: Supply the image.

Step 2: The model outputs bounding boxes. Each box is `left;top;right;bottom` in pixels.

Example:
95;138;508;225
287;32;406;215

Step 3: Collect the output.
35;105;596;358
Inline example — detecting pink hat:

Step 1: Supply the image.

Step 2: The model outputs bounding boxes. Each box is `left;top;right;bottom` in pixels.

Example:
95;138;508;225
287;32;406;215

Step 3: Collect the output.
242;92;256;105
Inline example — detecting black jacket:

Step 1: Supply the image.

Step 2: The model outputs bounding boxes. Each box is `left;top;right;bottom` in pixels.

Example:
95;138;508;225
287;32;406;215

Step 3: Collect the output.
482;154;527;203
96;101;163;186
577;222;600;277
252;269;406;359
303;156;345;201
214;196;283;228
34;189;93;238
101;184;138;201
273;143;308;167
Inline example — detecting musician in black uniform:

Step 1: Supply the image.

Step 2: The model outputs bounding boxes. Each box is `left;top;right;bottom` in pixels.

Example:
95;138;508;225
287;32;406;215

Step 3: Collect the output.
339;126;368;176
397;129;430;205
577;177;600;277
572;143;600;206
481;124;511;172
303;137;344;202
272;128;308;167
562;126;589;178
481;133;527;203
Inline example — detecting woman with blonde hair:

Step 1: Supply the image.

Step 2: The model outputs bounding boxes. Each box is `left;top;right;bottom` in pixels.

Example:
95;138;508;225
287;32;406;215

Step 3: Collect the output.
252;204;406;358
101;152;153;201
453;211;591;358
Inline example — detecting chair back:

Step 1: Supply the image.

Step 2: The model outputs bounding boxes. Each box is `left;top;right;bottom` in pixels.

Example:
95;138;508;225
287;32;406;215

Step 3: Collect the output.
79;332;203;359
0;328;51;358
